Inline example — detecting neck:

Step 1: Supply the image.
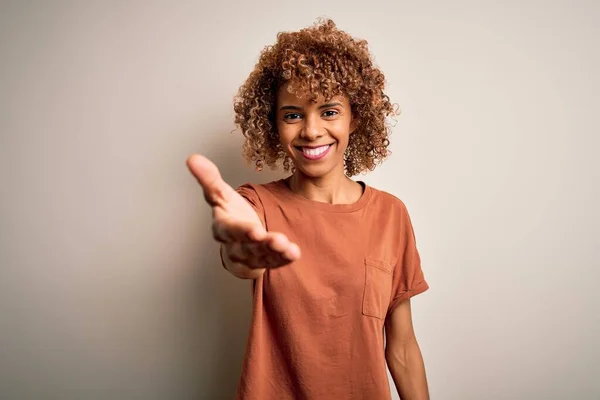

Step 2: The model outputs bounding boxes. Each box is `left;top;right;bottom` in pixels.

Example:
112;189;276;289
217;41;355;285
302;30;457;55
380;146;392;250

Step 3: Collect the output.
286;165;363;205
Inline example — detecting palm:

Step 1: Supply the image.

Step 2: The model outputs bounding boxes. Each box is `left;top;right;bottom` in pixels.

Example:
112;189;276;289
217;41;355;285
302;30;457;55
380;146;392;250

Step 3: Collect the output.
214;185;263;232
187;154;300;269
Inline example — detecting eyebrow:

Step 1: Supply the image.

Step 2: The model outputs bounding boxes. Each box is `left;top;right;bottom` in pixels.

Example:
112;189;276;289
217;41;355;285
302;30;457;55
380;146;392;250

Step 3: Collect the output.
279;102;344;111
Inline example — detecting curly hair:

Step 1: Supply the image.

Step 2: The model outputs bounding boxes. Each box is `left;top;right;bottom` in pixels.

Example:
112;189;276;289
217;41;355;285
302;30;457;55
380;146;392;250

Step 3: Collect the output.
233;18;397;177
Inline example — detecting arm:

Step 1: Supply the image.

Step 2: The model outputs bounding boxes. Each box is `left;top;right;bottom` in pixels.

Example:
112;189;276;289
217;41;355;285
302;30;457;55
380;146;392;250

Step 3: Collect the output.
218;190;297;280
186;155;300;280
385;299;429;400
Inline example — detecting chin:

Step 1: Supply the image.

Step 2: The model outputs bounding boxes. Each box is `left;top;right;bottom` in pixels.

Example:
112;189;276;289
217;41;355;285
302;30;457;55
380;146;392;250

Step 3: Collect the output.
294;163;337;179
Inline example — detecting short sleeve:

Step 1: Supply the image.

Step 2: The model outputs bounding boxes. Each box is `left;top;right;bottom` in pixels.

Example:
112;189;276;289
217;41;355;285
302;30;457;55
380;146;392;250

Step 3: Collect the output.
236;183;266;227
387;203;429;314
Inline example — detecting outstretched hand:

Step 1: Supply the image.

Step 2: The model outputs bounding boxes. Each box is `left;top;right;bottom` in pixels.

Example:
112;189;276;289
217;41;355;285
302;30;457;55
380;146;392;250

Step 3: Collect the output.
187;154;300;269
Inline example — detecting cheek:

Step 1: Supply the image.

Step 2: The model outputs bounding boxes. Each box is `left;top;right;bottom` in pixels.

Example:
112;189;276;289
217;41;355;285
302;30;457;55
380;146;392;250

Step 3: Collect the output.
276;125;294;147
332;124;352;145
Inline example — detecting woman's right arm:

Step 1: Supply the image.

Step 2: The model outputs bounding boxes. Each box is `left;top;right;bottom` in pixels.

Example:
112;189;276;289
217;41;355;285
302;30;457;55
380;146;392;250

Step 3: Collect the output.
187;154;300;279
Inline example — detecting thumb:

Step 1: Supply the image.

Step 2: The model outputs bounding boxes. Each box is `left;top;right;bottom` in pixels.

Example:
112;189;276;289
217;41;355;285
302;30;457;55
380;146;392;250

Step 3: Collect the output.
186;154;234;207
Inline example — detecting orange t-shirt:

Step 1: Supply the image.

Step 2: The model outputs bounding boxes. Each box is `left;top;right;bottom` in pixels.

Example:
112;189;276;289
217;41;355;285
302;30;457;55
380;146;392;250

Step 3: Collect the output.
230;179;429;400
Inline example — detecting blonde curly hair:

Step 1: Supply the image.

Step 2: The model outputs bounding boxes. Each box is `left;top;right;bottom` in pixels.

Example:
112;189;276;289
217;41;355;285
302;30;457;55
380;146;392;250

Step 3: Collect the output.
233;18;397;176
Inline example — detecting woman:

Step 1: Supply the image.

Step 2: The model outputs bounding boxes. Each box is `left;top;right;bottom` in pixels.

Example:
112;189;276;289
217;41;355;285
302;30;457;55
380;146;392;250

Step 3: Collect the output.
188;19;430;400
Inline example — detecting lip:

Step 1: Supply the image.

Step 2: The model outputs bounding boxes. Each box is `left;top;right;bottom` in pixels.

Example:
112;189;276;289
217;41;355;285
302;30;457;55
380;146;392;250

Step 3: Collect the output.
295;144;333;160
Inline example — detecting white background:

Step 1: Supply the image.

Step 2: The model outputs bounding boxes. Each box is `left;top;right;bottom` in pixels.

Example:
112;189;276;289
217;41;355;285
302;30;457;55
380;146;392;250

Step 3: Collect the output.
1;0;598;398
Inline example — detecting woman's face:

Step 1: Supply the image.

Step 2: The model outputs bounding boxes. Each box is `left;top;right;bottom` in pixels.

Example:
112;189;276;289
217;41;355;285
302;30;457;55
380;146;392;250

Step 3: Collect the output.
275;83;357;178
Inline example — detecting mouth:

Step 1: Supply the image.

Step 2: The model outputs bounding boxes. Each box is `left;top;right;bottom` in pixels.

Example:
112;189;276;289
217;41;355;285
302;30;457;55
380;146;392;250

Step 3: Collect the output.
294;144;333;160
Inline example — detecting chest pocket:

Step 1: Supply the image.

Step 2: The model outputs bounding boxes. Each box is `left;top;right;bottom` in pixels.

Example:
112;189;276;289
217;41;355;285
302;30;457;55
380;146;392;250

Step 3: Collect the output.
362;257;393;320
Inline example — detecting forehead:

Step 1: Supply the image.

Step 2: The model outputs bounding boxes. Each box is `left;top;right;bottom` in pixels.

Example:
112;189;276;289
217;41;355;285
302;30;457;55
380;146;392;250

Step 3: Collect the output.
276;81;349;106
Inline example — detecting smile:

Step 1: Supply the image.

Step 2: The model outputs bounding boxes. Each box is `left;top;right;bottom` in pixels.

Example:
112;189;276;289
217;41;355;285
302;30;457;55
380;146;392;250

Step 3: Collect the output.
295;144;333;160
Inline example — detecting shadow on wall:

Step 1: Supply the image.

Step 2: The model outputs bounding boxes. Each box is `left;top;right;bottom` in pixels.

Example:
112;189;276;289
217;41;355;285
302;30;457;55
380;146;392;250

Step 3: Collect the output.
182;132;282;399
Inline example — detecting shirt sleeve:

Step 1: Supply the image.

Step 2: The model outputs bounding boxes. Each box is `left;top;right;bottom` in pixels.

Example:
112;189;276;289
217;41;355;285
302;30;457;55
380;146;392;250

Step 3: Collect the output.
235;183;266;227
387;203;429;315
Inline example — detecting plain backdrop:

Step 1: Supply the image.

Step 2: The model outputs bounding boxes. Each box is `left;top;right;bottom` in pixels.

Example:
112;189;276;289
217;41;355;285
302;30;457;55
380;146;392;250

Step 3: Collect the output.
1;1;598;399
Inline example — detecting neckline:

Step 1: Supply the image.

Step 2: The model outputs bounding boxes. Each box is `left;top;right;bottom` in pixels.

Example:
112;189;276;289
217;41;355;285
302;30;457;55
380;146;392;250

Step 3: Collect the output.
265;178;372;213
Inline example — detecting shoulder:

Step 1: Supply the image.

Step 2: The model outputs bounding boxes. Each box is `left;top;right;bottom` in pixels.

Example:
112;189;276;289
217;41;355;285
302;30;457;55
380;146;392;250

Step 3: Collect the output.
368;185;410;215
236;180;282;202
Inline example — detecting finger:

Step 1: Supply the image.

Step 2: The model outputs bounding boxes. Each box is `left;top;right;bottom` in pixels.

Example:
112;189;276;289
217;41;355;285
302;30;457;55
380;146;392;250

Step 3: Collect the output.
228;242;297;269
241;241;268;258
186;154;234;207
266;242;300;263
262;251;295;269
246;225;268;241
260;238;300;261
260;232;301;260
265;232;291;253
281;242;301;261
225;242;270;269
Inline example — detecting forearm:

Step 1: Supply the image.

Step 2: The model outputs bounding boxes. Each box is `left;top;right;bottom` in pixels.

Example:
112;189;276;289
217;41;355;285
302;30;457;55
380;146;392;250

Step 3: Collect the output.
385;338;429;400
220;244;265;279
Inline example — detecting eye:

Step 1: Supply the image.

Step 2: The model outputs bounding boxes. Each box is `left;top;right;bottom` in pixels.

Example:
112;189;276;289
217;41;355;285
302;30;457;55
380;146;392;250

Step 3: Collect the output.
284;113;302;121
322;110;339;118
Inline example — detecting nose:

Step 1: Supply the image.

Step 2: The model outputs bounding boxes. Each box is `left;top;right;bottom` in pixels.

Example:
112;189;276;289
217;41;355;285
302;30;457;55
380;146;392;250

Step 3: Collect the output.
300;114;323;141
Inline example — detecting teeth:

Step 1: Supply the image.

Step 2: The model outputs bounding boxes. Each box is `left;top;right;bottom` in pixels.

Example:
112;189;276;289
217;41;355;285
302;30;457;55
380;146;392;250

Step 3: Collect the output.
303;145;330;156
